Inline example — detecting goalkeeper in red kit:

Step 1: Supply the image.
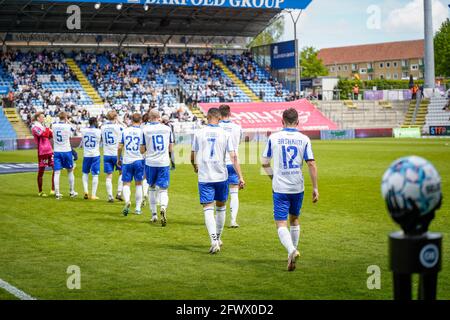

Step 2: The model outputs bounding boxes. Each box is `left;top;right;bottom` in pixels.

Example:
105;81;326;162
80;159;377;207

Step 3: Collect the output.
31;112;55;197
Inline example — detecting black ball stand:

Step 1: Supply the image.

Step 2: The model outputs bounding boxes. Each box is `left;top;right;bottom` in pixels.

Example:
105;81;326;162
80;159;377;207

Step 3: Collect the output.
389;231;442;300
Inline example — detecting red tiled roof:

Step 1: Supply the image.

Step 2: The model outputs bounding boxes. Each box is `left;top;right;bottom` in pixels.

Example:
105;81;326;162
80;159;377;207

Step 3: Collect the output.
318;40;424;65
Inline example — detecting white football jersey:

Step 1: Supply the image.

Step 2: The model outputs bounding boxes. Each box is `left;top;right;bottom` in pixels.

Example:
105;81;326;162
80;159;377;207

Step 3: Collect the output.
219;120;242;165
101;121;124;157
262;128;314;194
52;122;73;153
121;126;144;165
142;122;174;167
192;124;235;183
81;127;102;158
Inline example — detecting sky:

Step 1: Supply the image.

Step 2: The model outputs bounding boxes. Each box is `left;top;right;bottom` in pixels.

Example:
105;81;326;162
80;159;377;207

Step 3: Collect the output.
280;0;450;49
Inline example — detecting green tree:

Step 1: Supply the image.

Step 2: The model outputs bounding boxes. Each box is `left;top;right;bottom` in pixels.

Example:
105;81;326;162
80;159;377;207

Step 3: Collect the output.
434;18;450;77
300;47;329;78
248;18;284;48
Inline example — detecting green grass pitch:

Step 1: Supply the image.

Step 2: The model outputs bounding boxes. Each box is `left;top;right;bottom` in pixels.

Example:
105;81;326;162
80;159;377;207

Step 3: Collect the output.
0;138;449;300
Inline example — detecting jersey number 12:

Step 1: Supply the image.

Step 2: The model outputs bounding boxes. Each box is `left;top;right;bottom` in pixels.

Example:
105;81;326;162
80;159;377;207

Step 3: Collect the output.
282;146;300;170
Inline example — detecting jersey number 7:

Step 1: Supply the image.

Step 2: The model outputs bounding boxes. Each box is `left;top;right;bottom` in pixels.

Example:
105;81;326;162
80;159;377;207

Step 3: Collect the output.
207;138;216;158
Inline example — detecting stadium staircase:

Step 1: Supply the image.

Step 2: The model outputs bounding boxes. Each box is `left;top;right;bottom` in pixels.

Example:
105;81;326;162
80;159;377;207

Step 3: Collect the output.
66;58;103;106
213;59;261;102
402;97;429;128
3;108;31;138
191;105;206;122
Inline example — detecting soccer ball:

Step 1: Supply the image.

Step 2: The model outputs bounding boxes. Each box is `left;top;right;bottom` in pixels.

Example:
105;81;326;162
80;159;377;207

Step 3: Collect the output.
381;156;442;232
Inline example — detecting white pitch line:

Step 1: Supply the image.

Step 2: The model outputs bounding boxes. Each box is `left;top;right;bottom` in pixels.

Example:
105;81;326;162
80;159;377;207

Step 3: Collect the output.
0;278;37;300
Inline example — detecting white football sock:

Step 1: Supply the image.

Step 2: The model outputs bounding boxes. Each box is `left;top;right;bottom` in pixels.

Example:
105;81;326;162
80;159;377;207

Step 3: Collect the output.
106;177;113;198
215;206;226;241
123;185;131;204
149;188;157;215
230;188;239;224
135;185;143;211
54;170;61;195
157;186;161;205
117;175;123;195
204;207;217;245
92;175;99;197
143;181;149;198
278;227;296;255
68;171;75;193
82;173;89;194
290;225;300;249
159;189;169;211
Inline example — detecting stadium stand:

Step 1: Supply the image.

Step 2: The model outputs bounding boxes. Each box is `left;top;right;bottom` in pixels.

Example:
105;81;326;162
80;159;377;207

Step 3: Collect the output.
220;52;291;103
424;96;450;133
315;100;409;129
0;107;17;139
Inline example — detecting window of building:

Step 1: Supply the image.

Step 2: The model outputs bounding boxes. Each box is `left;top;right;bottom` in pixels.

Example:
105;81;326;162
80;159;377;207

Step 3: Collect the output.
380;74;384;79
360;68;367;74
330;66;335;72
351;64;358;71
419;59;424;66
386;62;391;68
368;75;373;80
411;64;419;71
401;60;409;67
344;65;348;71
338;66;341;71
386;73;391;79
402;72;409;79
393;73;398;79
393;62;398;68
379;62;384;68
367;62;373;69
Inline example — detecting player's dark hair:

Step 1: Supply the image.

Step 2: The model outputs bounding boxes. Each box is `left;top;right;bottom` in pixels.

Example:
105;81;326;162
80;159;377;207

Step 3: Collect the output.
142;113;149;123
132;113;142;124
207;108;221;120
58;112;67;120
282;108;299;126
33;112;44;121
89;117;98;128
219;105;231;118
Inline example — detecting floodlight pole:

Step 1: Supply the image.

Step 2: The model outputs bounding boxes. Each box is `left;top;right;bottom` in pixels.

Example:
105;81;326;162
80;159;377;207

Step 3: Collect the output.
423;0;435;90
288;10;303;95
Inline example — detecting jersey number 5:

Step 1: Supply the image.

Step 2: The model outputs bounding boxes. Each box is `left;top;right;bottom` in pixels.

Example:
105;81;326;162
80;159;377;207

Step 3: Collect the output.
56;131;63;143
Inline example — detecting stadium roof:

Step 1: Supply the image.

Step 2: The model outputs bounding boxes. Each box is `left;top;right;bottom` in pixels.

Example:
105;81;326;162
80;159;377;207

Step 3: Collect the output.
318;40;425;65
0;0;312;38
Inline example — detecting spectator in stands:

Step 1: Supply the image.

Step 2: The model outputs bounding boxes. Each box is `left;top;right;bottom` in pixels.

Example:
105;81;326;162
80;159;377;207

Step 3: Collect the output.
412;84;419;100
259;89;265;101
443;101;450;112
352;84;359;100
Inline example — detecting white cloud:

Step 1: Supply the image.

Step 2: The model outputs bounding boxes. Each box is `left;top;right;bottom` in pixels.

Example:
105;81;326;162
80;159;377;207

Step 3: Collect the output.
383;0;448;33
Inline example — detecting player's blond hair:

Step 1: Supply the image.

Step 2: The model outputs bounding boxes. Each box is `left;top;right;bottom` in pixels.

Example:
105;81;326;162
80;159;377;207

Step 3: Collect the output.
107;110;118;121
58;112;67;121
148;109;160;122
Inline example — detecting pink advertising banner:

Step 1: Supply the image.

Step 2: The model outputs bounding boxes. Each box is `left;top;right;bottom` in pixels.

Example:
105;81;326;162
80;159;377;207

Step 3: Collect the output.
199;100;338;131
